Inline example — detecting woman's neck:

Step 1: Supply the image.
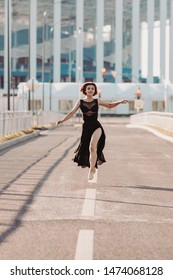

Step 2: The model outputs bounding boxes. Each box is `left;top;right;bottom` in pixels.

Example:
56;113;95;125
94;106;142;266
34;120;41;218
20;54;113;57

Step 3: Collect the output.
85;96;94;102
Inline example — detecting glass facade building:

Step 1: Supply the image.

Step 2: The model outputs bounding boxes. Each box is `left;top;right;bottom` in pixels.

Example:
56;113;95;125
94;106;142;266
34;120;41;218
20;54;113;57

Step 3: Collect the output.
0;0;173;92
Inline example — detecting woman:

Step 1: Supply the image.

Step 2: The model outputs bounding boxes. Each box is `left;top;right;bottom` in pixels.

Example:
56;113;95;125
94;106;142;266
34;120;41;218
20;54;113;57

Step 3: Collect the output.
57;82;128;180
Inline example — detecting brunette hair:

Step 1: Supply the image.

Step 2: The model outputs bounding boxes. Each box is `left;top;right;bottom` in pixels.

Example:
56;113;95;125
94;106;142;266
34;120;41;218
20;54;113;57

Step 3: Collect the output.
80;82;98;96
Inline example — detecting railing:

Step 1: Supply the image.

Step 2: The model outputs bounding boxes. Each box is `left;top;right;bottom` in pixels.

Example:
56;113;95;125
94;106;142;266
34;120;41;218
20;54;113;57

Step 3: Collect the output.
130;112;173;132
0;111;33;137
0;111;66;137
32;111;64;127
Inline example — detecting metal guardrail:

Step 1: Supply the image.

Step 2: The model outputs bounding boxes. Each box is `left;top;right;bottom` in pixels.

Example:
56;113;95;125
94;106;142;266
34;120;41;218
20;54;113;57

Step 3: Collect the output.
0;111;33;137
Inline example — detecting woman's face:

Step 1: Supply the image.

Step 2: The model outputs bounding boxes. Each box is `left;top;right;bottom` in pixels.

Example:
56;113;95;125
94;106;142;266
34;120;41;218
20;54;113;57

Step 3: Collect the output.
85;85;95;96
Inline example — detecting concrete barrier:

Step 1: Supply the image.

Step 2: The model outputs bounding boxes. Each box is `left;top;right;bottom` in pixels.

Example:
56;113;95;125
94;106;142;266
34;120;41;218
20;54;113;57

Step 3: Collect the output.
130;112;173;132
0;130;40;151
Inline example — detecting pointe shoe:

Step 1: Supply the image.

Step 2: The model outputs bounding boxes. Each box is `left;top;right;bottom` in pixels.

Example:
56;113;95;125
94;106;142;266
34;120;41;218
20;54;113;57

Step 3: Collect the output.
88;171;94;180
88;169;95;180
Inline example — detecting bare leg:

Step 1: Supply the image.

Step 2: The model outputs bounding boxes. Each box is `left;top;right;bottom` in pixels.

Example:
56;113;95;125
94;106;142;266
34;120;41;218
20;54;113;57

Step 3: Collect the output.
88;128;102;180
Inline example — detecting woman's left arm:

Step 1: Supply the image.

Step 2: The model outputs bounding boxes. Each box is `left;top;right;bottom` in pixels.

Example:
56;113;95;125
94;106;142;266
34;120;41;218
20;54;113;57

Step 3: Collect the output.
98;99;129;109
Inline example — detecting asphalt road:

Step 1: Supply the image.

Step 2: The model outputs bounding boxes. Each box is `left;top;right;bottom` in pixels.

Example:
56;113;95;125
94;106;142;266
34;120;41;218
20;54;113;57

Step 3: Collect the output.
0;119;173;260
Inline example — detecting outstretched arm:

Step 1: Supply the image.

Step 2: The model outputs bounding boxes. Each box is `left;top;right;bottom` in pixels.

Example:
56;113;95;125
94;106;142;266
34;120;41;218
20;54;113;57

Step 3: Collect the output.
56;100;80;125
98;99;129;109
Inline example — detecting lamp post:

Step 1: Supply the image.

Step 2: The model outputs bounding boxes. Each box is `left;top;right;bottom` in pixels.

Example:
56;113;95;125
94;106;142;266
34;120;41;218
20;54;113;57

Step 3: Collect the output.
68;47;72;82
11;76;15;111
26;78;39;114
42;11;47;111
134;86;143;113
77;26;82;83
162;78;169;112
49;26;54;111
101;67;106;82
99;68;106;119
97;88;102;119
6;0;11;110
77;26;82;122
49;25;71;111
62;45;72;82
135;86;142;99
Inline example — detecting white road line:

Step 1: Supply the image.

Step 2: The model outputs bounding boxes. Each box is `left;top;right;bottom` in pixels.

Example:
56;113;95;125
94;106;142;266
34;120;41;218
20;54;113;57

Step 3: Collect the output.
75;188;96;259
82;188;96;217
75;230;94;260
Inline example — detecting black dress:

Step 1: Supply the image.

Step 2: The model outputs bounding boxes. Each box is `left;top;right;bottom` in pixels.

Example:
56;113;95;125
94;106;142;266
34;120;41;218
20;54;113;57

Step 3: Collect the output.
73;99;106;168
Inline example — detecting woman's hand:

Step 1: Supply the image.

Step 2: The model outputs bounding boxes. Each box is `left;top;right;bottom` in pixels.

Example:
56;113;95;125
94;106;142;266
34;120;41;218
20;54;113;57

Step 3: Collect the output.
120;99;129;104
56;120;63;125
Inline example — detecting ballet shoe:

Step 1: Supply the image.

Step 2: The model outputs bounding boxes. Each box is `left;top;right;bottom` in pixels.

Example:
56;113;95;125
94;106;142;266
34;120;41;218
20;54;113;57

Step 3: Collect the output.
88;168;96;180
88;171;94;180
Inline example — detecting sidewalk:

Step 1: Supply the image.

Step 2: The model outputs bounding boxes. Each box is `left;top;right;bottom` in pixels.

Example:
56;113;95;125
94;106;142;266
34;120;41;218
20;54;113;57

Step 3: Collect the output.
0;121;173;260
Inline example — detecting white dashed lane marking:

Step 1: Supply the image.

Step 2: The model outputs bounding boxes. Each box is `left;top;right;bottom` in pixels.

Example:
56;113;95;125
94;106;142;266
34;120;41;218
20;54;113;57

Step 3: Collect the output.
74;189;96;259
82;188;96;217
75;230;94;260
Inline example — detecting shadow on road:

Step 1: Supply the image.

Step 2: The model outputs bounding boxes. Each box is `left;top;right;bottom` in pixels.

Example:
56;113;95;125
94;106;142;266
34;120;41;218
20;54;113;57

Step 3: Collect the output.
0;138;79;244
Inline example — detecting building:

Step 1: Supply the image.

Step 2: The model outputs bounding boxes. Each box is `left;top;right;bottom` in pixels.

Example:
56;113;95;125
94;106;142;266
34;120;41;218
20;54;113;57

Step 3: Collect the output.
0;0;173;113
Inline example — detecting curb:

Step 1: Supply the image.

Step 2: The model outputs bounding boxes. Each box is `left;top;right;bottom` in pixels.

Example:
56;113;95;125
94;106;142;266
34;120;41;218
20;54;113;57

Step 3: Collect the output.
0;123;71;152
0;130;40;151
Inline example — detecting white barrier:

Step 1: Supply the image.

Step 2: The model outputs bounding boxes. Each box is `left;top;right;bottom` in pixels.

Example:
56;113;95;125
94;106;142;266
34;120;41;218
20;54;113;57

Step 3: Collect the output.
130;112;173;132
32;111;65;127
0;111;33;137
0;111;65;137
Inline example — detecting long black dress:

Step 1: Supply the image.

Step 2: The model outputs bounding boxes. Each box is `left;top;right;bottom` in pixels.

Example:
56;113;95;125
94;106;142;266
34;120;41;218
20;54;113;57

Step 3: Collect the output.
73;98;106;168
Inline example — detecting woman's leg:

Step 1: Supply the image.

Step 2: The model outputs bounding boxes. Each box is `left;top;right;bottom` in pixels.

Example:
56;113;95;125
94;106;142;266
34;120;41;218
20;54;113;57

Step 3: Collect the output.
88;128;102;179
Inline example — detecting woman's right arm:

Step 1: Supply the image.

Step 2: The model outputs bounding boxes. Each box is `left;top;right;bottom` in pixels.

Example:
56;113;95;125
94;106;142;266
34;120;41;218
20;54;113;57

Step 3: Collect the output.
56;100;80;125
